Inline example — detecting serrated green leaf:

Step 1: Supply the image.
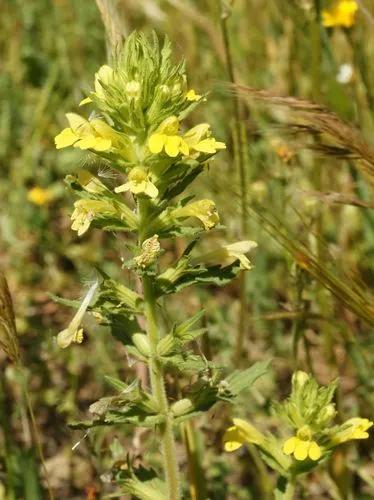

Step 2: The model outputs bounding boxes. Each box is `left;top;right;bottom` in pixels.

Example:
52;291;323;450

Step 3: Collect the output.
69;411;165;430
174;310;205;337
225;360;271;397
48;293;81;308
104;376;138;393
104;410;166;427
155;261;242;297
115;465;167;500
173;411;204;425
160;352;210;373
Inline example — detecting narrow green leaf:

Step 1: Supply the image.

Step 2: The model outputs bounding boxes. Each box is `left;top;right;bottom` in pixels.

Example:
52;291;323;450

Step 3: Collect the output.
225;360;271;396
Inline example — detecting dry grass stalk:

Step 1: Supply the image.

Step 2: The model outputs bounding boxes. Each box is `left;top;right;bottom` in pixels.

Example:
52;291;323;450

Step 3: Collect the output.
298;190;374;209
0;272;20;362
250;207;374;327
95;0;125;54
229;84;374;183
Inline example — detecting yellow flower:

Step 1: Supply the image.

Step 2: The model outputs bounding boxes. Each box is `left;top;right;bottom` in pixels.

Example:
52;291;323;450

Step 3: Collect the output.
172;200;219;231
186;89;202;101
148;118;226;158
114;167;158;199
330;418;373;445
283;426;322;461
55;113;116;152
183;123;226;155
79;64;114;105
148;116;189;158
57;281;98;348
191;240;257;270
27;186;53;206
322;1;358;28
223;418;265;452
71;199;117;236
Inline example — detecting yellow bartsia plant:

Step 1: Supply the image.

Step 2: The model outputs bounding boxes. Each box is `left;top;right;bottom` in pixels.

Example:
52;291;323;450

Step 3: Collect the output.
54;31;266;500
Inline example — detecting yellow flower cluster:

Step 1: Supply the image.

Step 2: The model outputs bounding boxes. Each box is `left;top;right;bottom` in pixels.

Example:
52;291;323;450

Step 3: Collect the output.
322;0;358;28
172;200;220;231
55;113;118;152
331;418;373;444
115;167;158;199
148;117;226;158
191;241;257;270
71;199;117;236
283;426;321;461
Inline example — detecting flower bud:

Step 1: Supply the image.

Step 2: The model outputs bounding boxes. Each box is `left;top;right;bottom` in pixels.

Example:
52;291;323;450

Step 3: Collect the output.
132;333;151;357
292;370;309;389
318;404;336;425
125;80;140;100
157;334;176;357
171;398;194;417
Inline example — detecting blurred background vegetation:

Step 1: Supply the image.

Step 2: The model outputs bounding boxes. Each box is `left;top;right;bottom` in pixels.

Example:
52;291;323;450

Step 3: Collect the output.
0;0;373;498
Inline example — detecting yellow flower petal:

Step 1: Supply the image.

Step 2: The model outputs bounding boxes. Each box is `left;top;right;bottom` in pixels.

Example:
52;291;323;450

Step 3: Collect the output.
283;437;297;455
149;133;166;154
144;182;159;199
90;119;116;139
79;96;92;106
186;89;202;101
96;64;113;83
93;138;112;151
294;440;309;461
179;138;189;156
193;138;226;154
223;426;245;452
114;183;130;194
74;136;97;150
157;116;180;135
55;128;77;149
165;136;181;157
184;123;211;145
308;441;322;461
57;327;84;349
66;113;91;136
94;64;114;98
232;418;264;445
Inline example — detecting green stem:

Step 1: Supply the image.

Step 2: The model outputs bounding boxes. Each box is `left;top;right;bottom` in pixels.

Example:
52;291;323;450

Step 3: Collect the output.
138;200;181;500
284;478;296;500
183;421;206;500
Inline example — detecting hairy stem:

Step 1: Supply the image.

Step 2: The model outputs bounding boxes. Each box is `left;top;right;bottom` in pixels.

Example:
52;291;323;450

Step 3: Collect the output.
284;478;296;500
138;200;181;500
